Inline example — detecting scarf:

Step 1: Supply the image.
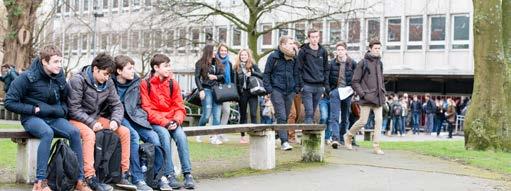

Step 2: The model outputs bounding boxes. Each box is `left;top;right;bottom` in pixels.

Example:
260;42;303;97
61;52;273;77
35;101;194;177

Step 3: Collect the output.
216;53;231;84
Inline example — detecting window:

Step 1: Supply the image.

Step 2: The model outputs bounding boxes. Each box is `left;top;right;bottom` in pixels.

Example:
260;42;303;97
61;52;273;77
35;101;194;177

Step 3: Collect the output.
113;0;119;8
452;14;469;49
386;18;401;50
407;17;423;50
429;15;446;49
348;19;360;50
294;22;306;43
312;21;323;43
277;23;288;39
121;32;128;50
55;36;62;47
232;28;241;46
123;0;129;7
65;0;71;12
130;31;139;50
178;28;186;48
93;0;98;10
166;30;174;53
74;0;80;12
81;33;88;52
205;28;213;44
103;0;108;10
153;30;163;49
72;34;79;52
83;0;89;11
133;0;140;6
57;0;62;13
64;35;70;51
366;19;380;42
145;0;151;6
143;31;151;48
218;27;227;43
100;33;108;50
111;33;119;49
262;24;272;46
329;21;342;44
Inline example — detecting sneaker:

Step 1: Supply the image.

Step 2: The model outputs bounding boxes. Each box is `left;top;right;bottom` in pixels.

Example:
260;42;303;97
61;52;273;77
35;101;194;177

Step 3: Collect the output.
331;141;340;149
116;172;137;190
75;179;93;191
352;142;359;147
134;181;153;191
210;136;223;145
32;179;51;191
196;136;202;143
183;173;195;189
86;176;113;191
219;134;229;142
343;133;353;150
281;142;293;151
325;139;332;146
373;143;385;155
158;176;173;191
167;174;182;189
240;136;249;144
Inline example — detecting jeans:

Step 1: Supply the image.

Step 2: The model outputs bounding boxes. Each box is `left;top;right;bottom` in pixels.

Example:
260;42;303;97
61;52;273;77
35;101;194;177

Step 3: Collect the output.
319;97;330;140
301;85;325;124
392;116;402;135
239;90;258;136
328;89;352;142
21;116;84;181
426;113;435;133
271;90;295;144
412;112;420;134
262;116;273;124
435;117;444;136
382;116;389;134
122;118;163;184
198;88;222;126
400;115;407;134
153;125;192;175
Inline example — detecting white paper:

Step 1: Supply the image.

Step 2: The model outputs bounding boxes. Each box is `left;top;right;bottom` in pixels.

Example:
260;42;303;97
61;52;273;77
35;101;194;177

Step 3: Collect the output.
338;86;354;100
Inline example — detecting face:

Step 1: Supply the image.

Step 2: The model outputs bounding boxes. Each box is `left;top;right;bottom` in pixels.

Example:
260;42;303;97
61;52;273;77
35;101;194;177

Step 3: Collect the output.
219;46;228;58
154;62;172;78
308;32;320;45
239;51;249;62
281;39;295;51
93;66;111;84
42;55;63;75
369;44;381;57
413;96;418;101
336;46;347;58
117;62;135;81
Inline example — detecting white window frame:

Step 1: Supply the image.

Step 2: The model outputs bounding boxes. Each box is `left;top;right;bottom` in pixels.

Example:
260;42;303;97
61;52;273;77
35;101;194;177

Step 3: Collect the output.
347;18;360;51
260;23;273;48
99;32;108;51
72;34;79;55
328;20;343;46
451;14;470;50
231;27;242;48
406;16;424;51
428;15;446;50
111;0;119;13
386;17;401;51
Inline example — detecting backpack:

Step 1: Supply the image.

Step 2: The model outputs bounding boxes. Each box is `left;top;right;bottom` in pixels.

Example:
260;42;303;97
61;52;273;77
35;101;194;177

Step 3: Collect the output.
392;104;403;117
47;139;80;191
248;76;266;96
139;143;166;189
383;102;390;116
94;129;122;184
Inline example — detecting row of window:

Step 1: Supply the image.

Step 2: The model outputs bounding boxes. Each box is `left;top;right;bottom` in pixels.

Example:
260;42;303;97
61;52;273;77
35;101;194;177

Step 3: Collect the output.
56;0;157;15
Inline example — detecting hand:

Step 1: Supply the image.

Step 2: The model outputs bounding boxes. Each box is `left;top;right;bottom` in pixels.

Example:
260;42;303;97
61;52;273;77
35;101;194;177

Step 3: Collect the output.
110;121;119;131
34;106;40;114
208;74;217;80
246;71;251;77
199;90;205;100
167;121;178;130
93;122;103;132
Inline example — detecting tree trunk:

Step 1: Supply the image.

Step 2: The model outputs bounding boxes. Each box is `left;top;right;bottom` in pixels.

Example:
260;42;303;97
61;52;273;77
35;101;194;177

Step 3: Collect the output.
464;0;511;151
2;0;42;71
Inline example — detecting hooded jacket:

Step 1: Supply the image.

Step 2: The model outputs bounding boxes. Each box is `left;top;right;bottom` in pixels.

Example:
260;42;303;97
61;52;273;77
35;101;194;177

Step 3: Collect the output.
263;47;299;94
351;52;386;106
297;43;329;90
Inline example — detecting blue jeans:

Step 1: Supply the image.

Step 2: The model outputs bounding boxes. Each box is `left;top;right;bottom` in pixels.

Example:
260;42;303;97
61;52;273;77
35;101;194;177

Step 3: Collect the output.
21;116;84;180
271;90;295;144
301;85;325;124
401;116;407;134
412;112;420;134
153;125;192;175
392;116;402;135
122;118;163;184
426;113;435;133
198;88;222;126
261;116;273;124
319;97;330;140
382;116;389;134
328;89;352;142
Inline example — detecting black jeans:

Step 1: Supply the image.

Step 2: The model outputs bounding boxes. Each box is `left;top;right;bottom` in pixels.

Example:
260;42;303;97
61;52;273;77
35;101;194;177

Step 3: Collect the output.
271;90;295;144
239;90;259;136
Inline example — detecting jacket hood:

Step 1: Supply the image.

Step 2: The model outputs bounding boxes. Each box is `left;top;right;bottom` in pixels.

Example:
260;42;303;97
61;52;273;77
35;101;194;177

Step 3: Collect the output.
79;65;111;92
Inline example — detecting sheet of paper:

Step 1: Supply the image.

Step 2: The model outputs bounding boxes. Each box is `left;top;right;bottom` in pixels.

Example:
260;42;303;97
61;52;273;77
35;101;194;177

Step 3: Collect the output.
338;86;354;100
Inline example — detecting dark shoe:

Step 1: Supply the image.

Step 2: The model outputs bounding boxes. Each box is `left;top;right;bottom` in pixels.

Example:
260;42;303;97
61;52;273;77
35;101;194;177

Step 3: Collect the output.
158;176;173;191
116;172;137;190
86;176;113;191
331;141;340;149
134;181;153;191
183;173;195;189
167;174;182;189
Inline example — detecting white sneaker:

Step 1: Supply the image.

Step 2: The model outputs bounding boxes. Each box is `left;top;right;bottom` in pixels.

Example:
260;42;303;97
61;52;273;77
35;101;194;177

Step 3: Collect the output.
281;142;293;151
196;136;202;143
210;136;223;145
219;134;229;142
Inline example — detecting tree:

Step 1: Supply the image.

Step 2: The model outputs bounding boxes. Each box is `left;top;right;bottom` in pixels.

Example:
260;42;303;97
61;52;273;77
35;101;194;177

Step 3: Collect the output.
163;0;367;63
464;0;511;151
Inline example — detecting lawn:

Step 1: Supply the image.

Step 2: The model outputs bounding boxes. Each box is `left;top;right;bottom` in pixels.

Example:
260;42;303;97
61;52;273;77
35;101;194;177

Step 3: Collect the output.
0;123;22;172
359;140;511;175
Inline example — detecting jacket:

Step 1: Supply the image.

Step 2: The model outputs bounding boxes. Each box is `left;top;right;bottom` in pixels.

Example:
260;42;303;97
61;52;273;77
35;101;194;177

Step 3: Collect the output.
423;100;436;114
235;63;263;93
328;57;357;88
0;68;18;92
351;52;386;106
67;65;124;128
113;75;152;129
194;58;225;91
411;100;422;113
263;48;299;94
297;43;329;89
5;58;68;120
140;74;187;127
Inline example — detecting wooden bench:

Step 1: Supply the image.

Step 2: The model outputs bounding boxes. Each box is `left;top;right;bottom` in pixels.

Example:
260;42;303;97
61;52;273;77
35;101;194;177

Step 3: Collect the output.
0;123;326;183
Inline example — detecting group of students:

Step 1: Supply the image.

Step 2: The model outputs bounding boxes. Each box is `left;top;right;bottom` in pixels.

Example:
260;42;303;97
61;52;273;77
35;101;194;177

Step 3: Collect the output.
193;28;386;154
5;45;194;191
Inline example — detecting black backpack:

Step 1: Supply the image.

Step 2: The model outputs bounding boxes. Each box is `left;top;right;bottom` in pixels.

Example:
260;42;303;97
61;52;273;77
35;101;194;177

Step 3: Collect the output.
94;129;122;184
139;143;166;188
393;104;403;116
47;139;80;191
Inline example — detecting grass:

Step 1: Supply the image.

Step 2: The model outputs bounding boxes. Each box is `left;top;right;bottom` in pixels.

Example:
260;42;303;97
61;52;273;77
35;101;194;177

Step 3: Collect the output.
0;123;22;172
188;140;248;161
0;123;22;129
359;140;511;175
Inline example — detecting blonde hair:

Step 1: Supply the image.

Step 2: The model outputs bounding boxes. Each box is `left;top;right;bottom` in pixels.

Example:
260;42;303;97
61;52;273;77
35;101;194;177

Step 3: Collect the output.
234;48;255;72
279;35;293;46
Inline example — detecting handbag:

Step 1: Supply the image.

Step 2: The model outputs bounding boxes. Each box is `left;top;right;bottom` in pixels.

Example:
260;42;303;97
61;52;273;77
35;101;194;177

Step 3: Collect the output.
212;83;239;103
185;88;202;106
248;76;266;96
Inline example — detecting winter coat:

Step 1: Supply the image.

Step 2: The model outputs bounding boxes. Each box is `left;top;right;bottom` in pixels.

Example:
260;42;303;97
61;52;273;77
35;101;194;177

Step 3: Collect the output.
351;52;386;106
235;63;263;93
263;48;299;94
0;68;19;92
5;58;68;120
113;75;152;129
297;43;329;90
194;58;225;91
328;57;357;88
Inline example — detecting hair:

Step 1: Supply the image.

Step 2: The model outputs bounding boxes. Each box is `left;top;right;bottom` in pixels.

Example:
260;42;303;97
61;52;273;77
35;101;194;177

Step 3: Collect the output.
91;53;114;73
279;35;293;46
369;40;381;48
425;93;431;98
40;45;62;62
217;43;229;56
307;28;320;38
114;55;135;75
199;45;223;79
234;49;255;72
1;64;13;69
335;41;347;49
150;54;170;74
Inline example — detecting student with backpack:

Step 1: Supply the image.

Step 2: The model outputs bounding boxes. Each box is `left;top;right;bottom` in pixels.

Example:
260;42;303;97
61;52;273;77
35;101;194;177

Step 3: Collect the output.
391;95;403;136
67;53;133;191
140;54;195;190
112;55;171;191
4;45;90;191
0;64;19;93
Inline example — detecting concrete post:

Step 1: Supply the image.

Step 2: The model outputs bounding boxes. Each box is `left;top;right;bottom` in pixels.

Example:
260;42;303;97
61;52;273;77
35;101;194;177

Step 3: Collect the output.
301;130;325;162
248;130;276;170
13;138;39;183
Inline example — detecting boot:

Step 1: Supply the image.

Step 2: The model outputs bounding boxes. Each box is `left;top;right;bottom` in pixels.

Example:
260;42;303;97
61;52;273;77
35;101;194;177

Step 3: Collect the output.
373;143;385;155
32;179;51;191
343;132;353;150
75;179;93;191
